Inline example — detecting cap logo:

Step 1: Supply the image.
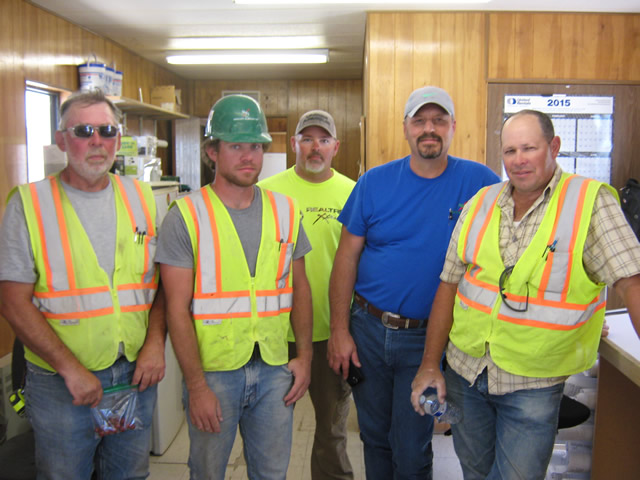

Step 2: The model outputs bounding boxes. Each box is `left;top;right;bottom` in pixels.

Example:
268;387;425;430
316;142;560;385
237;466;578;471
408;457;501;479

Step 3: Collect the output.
240;109;251;118
422;93;436;98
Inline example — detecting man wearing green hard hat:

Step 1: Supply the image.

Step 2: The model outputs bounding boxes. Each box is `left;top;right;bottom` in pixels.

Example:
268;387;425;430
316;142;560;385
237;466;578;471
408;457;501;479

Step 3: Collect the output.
157;94;314;479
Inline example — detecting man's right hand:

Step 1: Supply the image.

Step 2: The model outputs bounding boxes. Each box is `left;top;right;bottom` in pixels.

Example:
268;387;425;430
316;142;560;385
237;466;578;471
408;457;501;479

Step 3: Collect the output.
328;328;360;379
62;365;103;408
188;384;223;433
410;365;446;415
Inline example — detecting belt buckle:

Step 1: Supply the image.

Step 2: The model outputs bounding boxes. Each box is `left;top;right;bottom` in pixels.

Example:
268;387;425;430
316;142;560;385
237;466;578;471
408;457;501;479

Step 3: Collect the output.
381;311;400;329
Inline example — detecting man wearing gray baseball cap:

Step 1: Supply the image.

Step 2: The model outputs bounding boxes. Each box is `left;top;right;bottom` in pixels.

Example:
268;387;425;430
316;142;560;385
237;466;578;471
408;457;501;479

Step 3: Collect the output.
329;86;499;479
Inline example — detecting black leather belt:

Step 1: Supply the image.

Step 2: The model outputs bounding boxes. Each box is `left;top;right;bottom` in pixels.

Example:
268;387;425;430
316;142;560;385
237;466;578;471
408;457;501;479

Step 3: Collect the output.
354;293;426;329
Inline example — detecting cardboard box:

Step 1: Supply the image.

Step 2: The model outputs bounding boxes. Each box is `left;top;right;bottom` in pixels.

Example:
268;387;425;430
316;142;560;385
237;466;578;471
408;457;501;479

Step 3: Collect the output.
151;85;182;112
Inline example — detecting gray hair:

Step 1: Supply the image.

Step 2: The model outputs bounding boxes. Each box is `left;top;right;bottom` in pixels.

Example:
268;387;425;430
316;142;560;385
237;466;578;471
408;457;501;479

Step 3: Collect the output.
59;90;122;129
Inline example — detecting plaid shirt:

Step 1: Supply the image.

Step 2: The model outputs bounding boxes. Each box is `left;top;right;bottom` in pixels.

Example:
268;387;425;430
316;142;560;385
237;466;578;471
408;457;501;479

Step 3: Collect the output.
441;167;640;394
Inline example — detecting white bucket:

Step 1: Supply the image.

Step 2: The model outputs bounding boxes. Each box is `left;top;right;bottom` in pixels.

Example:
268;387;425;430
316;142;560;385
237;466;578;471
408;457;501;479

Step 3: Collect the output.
78;60;106;91
104;66;115;95
112;70;123;97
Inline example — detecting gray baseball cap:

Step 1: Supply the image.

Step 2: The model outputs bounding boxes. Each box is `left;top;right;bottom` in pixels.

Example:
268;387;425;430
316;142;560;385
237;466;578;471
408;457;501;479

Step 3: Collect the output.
404;86;455;119
295;110;337;138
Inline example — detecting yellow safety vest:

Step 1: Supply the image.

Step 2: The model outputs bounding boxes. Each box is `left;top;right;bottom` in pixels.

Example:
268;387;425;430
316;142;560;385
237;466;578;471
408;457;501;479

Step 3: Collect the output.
175;185;299;371
15;174;158;372
451;173;617;377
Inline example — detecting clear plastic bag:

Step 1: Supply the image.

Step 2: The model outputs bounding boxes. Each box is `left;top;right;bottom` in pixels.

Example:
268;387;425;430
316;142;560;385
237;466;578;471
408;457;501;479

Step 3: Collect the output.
90;384;142;437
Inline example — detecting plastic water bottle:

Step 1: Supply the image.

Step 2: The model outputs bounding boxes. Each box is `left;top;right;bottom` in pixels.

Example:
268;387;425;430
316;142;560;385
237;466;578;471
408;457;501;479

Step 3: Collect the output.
419;393;463;424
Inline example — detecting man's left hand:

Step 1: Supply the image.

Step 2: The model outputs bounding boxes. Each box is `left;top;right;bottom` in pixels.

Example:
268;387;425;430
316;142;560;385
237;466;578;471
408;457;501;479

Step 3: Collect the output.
133;338;166;391
283;354;312;406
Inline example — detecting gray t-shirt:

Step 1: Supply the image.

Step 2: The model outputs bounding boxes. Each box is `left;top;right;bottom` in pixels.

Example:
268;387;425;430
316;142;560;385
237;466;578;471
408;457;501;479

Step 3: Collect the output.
155;185;311;276
0;181;117;284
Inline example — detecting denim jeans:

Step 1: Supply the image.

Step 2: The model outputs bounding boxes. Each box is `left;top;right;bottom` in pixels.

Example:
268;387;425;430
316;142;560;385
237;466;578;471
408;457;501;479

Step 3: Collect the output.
444;365;564;480
349;303;434;480
25;357;157;480
184;351;294;480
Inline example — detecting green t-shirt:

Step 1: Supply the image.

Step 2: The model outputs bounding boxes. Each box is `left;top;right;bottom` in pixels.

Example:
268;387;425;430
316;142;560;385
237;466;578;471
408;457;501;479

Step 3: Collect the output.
259;167;355;341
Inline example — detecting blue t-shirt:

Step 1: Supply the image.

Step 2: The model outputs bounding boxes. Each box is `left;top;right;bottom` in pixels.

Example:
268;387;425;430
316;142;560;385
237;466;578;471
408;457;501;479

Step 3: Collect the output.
339;155;500;319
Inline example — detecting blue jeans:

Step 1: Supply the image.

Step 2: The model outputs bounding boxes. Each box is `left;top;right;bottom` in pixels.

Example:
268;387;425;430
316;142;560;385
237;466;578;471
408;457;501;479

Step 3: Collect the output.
350;303;434;480
25;357;157;480
444;365;564;480
184;351;294;480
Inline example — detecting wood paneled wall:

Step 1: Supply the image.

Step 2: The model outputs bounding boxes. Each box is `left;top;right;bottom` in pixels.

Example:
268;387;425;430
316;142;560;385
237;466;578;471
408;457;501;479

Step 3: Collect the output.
365;11;640;170
0;0;190;357
488;13;640;81
193;80;363;181
365;12;487;169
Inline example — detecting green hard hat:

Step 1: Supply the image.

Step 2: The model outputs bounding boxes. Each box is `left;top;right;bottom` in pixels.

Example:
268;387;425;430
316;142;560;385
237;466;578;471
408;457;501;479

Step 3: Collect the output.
205;94;272;143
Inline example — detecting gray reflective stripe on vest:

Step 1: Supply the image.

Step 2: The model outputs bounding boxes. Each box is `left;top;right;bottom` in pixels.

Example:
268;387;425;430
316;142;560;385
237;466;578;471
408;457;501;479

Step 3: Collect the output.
31;180;70;291
118;287;156;308
497;290;604;326
256;291;293;312
270;191;293;243
536;176;587;302
190;190;219;294
191;296;252;316
269;192;294;289
462;183;504;264
116;177;157;285
36;289;113;317
457;274;499;310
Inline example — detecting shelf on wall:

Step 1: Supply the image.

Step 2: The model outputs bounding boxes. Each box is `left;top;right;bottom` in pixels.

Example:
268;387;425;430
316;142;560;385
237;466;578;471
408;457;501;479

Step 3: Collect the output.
107;96;189;120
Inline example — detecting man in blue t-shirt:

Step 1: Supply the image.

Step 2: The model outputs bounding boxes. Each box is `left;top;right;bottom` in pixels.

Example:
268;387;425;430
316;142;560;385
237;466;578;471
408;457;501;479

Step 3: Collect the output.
328;86;500;480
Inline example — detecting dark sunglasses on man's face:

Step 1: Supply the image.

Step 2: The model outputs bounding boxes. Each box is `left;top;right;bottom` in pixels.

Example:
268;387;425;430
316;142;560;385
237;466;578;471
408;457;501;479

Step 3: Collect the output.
64;124;119;139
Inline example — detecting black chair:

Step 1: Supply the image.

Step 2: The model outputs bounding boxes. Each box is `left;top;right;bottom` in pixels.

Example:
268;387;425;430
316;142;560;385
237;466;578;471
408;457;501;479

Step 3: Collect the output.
557;394;591;430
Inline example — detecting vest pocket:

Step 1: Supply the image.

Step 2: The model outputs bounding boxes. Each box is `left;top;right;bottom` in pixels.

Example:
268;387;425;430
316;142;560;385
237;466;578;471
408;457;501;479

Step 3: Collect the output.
196;318;237;370
135;234;157;275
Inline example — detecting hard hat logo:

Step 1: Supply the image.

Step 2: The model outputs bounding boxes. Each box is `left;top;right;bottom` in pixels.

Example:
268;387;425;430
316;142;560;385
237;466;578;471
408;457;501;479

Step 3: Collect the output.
205;95;272;144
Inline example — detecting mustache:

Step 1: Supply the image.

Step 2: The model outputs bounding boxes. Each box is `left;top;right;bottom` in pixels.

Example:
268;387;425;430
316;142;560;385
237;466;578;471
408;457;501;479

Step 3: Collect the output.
237;161;257;168
418;133;442;143
86;148;108;158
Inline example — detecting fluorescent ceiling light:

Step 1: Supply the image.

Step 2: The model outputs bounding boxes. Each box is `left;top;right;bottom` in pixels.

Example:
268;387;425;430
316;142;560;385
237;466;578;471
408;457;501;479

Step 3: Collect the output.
235;0;489;4
169;36;325;50
166;50;329;65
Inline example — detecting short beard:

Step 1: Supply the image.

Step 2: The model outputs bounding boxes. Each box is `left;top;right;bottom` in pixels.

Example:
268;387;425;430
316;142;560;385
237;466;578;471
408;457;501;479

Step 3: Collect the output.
220;170;259;188
303;159;326;174
417;134;443;160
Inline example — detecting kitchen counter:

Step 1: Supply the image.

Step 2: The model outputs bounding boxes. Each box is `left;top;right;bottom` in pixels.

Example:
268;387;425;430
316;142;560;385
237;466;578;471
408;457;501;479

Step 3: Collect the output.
591;309;640;479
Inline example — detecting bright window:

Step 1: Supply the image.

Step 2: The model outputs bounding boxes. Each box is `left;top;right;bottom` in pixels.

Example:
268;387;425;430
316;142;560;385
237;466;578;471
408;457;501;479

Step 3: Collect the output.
25;86;59;182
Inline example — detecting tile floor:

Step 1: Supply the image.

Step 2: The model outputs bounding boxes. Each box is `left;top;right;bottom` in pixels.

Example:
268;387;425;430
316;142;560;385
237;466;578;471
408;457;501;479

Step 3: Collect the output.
148;392;463;479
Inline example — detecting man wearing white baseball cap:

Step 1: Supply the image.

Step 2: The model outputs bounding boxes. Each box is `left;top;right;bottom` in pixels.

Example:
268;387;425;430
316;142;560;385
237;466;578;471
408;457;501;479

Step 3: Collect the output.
329;86;499;479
